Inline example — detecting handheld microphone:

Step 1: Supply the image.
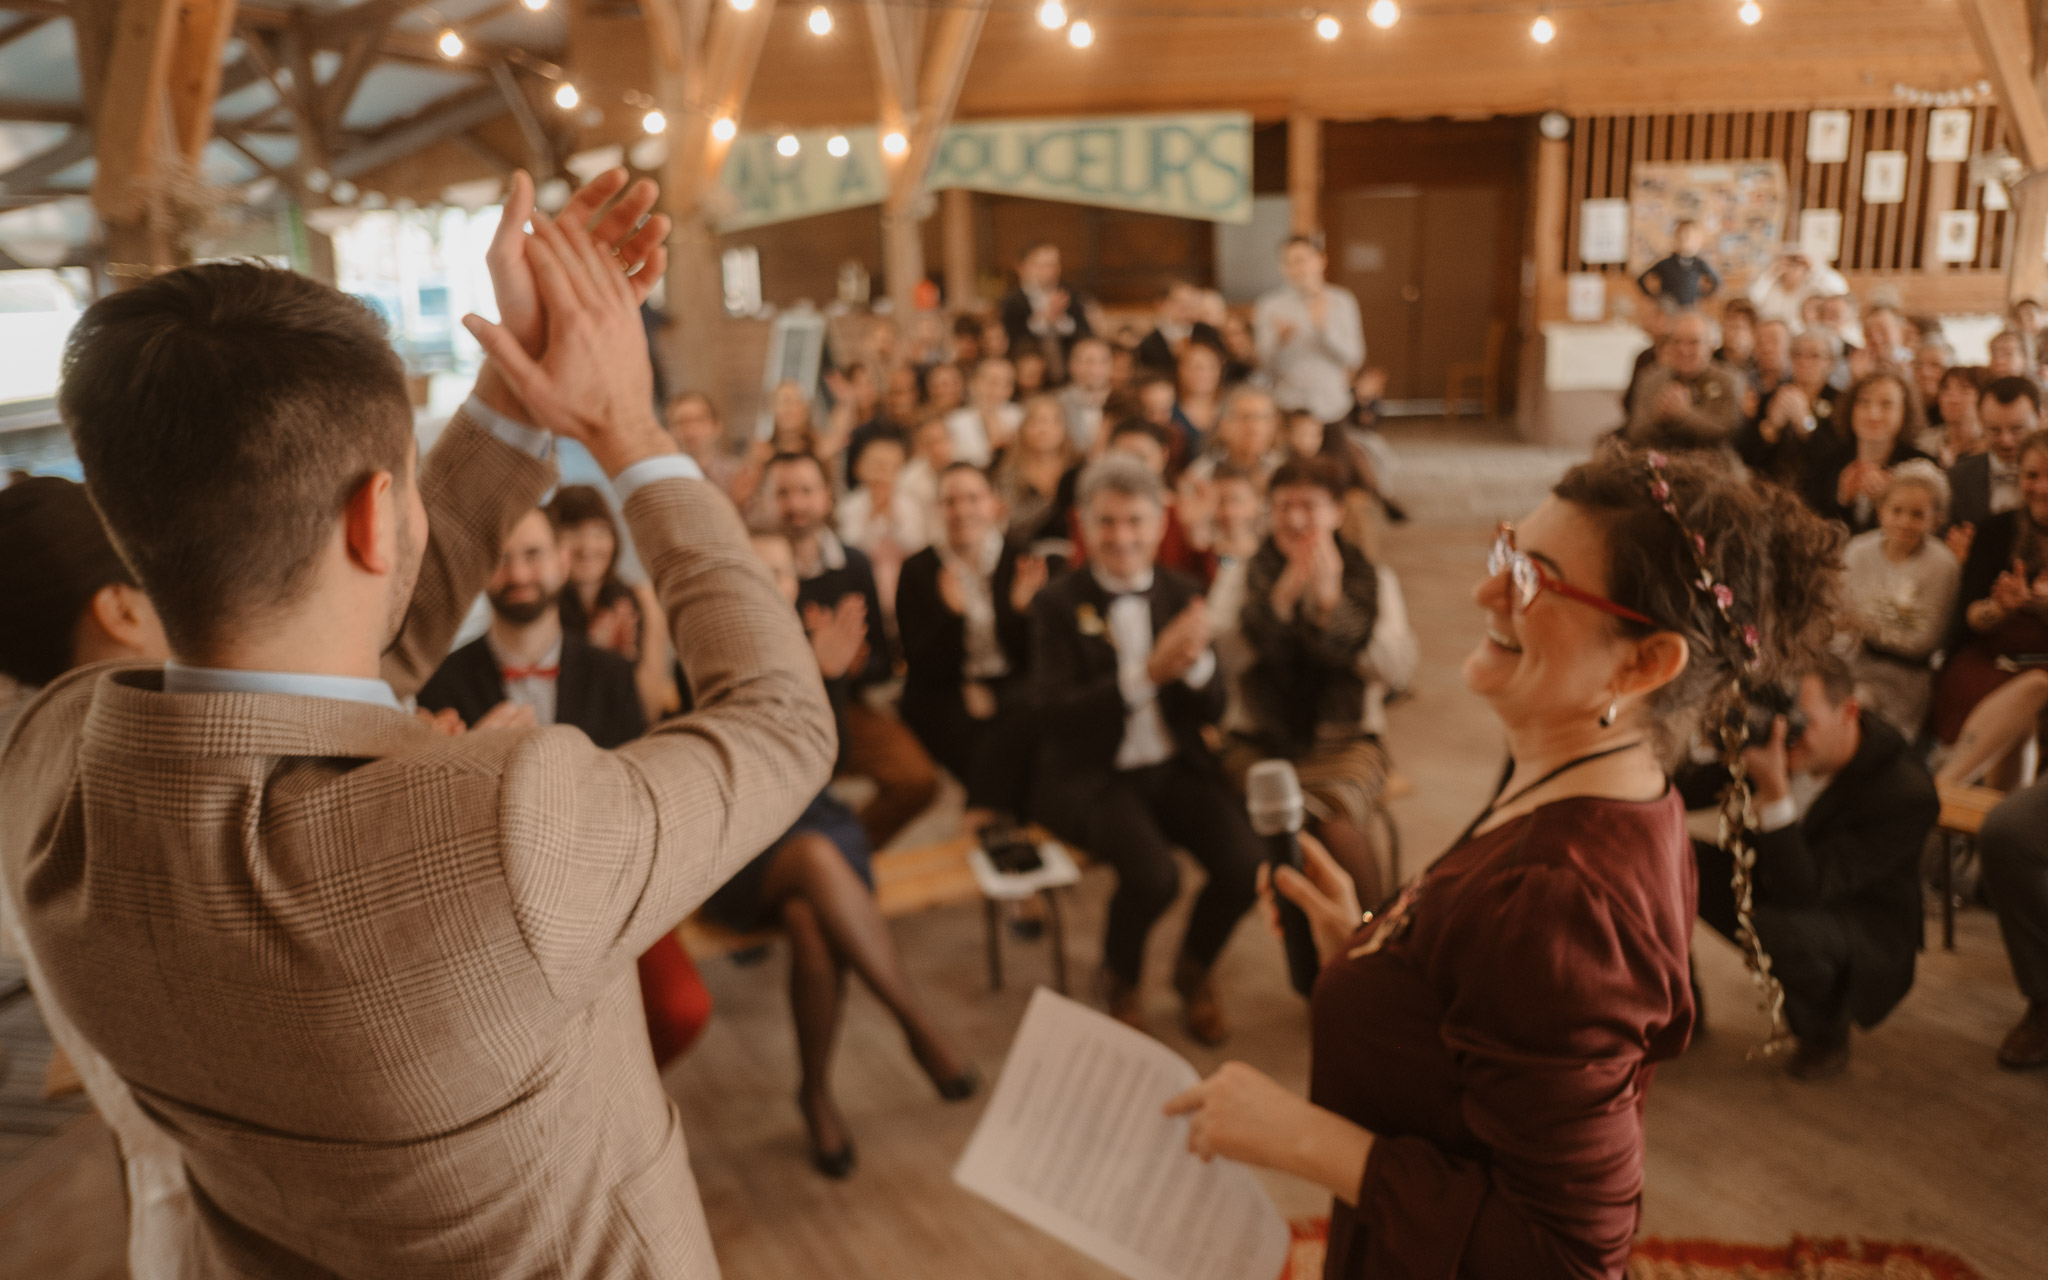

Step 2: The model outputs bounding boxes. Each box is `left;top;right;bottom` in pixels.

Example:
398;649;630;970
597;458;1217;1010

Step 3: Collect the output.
1246;759;1321;998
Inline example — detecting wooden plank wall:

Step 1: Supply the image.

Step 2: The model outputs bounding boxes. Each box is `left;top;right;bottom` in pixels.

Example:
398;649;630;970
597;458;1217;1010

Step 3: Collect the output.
1559;106;2012;282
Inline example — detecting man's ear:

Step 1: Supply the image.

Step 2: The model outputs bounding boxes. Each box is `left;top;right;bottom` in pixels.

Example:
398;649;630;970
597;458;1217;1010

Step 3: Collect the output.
85;583;167;659
343;471;399;575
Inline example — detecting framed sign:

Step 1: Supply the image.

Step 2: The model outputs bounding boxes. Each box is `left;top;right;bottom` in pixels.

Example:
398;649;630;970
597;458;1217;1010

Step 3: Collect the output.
1566;273;1608;322
1807;110;1851;163
1863;151;1908;204
1927;109;1973;162
1934;210;1980;264
1799;208;1843;264
1579;199;1631;264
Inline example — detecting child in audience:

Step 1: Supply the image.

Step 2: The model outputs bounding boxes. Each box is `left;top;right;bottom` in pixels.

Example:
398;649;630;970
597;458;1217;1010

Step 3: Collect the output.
1637;218;1720;307
1842;461;1960;738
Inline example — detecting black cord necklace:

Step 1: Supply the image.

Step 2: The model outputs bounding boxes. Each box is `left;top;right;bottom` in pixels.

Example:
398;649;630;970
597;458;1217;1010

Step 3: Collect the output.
1458;739;1650;845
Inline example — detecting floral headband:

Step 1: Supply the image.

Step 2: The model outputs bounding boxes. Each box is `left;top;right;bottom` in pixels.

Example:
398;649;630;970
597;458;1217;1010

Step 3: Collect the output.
1644;450;1761;671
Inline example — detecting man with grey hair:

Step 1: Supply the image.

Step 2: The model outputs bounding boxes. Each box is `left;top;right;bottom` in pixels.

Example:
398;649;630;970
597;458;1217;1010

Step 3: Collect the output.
1029;454;1262;1046
1625;309;1745;451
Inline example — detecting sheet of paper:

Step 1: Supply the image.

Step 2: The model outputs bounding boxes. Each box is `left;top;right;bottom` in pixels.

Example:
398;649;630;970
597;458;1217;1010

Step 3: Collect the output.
953;988;1290;1280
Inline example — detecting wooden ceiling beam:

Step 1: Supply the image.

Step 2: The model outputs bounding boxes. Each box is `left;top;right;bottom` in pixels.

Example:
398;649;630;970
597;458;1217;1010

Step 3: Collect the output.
0;98;83;123
1962;0;2048;169
332;84;507;179
0;13;49;48
0;128;93;190
167;0;239;162
88;0;180;224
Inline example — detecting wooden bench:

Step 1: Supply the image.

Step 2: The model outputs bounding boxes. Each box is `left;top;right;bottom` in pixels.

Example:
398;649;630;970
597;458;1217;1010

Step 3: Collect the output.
1933;783;2006;951
677;827;1086;994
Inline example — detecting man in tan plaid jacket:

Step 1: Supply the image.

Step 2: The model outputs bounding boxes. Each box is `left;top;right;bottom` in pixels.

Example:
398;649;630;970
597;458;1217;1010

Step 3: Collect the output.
0;173;833;1276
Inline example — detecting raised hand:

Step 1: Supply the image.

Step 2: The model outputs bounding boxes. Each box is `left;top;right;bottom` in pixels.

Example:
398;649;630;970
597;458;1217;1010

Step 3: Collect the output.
487;169;669;359
1009;554;1049;612
464;209;673;475
805;595;870;678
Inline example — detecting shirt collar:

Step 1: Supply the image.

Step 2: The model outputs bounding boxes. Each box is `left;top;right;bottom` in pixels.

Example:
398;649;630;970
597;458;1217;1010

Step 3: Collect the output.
161;660;403;711
795;528;849;578
487;632;562;675
1091;565;1155;596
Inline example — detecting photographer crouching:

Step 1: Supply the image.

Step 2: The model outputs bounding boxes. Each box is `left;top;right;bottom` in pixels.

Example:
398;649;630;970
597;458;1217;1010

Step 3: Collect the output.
1691;653;1938;1079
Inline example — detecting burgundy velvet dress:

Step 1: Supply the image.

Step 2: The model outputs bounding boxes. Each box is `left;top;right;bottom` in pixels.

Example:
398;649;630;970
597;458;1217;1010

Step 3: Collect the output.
1309;791;1697;1279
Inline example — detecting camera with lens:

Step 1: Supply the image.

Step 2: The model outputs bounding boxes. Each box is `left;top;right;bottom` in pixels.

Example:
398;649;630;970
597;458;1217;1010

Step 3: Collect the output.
1744;681;1808;749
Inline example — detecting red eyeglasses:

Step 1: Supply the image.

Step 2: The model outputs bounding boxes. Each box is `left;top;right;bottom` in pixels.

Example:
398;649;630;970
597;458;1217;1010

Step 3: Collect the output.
1488;523;1656;626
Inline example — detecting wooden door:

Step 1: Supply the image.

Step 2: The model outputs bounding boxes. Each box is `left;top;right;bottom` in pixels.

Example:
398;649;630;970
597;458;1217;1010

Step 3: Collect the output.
1414;186;1501;403
1329;186;1423;398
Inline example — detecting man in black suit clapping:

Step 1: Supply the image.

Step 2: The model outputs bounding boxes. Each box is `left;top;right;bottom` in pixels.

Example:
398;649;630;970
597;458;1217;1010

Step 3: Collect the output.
1030;455;1261;1045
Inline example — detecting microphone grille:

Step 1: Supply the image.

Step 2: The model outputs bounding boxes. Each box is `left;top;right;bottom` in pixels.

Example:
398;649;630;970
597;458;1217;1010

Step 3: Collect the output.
1245;759;1304;836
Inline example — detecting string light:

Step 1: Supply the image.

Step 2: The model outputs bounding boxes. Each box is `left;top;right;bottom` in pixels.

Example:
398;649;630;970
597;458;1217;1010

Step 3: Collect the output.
827;134;851;157
882;130;909;155
777;133;801;156
1367;0;1399;28
642;109;666;133
1313;12;1340;39
1737;0;1760;23
712;117;737;141
1037;0;1067;28
436;29;463;57
1068;17;1094;46
553;82;578;109
520;0;547;11
730;0;755;8
1530;10;1555;42
808;5;833;34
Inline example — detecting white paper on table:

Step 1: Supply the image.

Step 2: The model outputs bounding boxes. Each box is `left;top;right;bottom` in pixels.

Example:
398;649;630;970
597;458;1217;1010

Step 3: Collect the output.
953;988;1291;1280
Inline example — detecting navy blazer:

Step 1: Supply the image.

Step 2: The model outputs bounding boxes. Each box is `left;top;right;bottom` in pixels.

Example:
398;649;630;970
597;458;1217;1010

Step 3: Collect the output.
417;630;646;750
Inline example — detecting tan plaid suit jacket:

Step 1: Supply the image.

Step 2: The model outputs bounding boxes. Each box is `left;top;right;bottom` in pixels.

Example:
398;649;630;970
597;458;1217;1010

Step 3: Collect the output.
0;411;835;1278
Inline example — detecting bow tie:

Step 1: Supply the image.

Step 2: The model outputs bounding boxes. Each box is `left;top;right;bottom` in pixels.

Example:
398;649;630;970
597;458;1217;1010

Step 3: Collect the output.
501;664;559;681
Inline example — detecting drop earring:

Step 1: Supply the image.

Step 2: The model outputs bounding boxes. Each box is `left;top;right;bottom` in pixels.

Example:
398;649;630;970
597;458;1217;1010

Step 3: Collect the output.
1599;698;1619;728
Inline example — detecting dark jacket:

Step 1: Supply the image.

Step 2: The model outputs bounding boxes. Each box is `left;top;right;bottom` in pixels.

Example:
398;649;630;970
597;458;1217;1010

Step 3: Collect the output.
999;286;1093;361
1733;384;1839;492
417;630;646;749
1236;536;1378;757
1750;712;1937;1028
1947;508;2040;653
1028;565;1224;831
896;541;1034;717
1135;322;1222;376
1946;451;1996;533
796;540;892;688
1800;432;1934;533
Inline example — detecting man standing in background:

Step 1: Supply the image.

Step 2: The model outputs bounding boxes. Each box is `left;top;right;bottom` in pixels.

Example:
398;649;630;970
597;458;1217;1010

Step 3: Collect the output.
1255;234;1365;426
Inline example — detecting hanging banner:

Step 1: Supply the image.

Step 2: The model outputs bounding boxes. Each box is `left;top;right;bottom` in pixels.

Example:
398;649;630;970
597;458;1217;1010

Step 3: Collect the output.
714;112;1253;232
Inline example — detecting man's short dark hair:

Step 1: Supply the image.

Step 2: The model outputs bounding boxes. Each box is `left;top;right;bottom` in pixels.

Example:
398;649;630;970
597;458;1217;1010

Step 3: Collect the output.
1804;651;1856;708
0;476;136;685
767;450;829;482
939;460;991;485
1981;375;2043;415
1282;233;1325;255
1109;418;1173;451
60;261;411;655
1270;455;1351;503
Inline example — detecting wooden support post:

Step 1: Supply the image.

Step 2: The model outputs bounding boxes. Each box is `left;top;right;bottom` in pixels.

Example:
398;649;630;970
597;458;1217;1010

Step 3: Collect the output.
1530;134;1569;325
1961;0;2048;301
872;0;988;320
2012;174;2048;304
1923;160;1960;275
942;186;976;311
167;0;238;163
90;0;181;284
1288;110;1322;237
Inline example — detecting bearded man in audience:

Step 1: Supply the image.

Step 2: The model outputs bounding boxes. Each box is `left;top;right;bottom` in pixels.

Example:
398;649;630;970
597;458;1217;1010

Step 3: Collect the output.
1624;310;1745;451
1950;377;2041;536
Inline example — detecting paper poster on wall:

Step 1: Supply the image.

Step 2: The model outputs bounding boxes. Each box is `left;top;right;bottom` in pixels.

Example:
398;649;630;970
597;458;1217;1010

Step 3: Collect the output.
1798;208;1843;263
1927;109;1974;162
1935;211;1980;264
1579;199;1630;264
1807;111;1852;163
1863;151;1908;204
1625;162;1787;293
1566;273;1608;322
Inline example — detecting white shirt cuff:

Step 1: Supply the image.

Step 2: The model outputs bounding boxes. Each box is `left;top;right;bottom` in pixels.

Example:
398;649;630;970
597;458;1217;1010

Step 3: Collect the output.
613;453;705;503
463;394;553;461
1181;648;1216;690
1755;795;1799;833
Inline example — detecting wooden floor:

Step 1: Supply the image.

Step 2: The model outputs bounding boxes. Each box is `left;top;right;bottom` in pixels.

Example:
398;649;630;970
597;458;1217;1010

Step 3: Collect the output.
4;420;2045;1279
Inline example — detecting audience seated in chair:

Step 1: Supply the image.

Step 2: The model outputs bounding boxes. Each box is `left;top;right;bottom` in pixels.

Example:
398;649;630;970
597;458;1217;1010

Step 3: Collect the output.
896;463;1047;831
1932;426;2048;748
1734;329;1840;493
1687;658;1938;1080
1948;376;2039;543
549;485;677;723
416;504;711;1071
1840;460;1959;739
1029;454;1262;1046
1623;310;1746;453
1799;369;1933;535
766;451;939;850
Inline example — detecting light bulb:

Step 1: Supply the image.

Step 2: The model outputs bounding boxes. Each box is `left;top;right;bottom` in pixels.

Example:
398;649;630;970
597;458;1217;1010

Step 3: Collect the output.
437;29;463;57
1068;18;1094;46
827;134;850;157
711;117;737;142
730;0;754;8
553;82;578;109
1313;12;1340;39
1037;0;1066;28
1367;0;1398;28
807;5;832;34
882;131;908;155
642;110;666;134
1530;13;1555;43
521;0;547;11
777;133;800;157
1737;0;1760;23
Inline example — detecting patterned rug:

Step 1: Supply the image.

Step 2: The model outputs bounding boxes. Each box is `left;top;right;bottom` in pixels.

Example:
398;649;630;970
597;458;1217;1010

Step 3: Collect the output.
1277;1218;1984;1279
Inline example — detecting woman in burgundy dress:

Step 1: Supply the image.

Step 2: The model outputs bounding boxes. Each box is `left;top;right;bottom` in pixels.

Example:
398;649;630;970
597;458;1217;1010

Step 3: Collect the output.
1167;444;1842;1278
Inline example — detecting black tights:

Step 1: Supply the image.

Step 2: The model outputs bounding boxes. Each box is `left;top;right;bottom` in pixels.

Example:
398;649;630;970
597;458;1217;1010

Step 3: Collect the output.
762;834;965;1153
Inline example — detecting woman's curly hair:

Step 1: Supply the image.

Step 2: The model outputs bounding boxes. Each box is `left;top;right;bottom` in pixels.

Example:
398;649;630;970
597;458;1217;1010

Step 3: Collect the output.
1553;442;1845;762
